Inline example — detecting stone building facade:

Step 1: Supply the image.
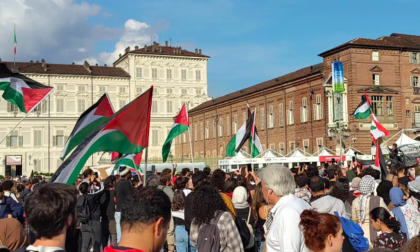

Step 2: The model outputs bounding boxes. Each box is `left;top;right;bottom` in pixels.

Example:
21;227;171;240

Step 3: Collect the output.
174;33;420;167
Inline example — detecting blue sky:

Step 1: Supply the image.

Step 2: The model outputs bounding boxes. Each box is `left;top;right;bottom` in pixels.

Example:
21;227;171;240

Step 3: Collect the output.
2;0;419;97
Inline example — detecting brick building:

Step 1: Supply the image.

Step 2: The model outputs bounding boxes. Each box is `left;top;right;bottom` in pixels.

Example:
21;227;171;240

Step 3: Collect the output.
174;33;420;167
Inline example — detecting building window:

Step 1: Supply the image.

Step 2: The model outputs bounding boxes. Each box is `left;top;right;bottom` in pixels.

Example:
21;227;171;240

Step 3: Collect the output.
289;141;295;151
406;110;411;118
411;52;419;64
167;88;173;94
373;74;380;86
300;97;309;123
219;118;223;137
279;142;285;155
55;130;65;147
196;89;202;95
372;51;379;61
314;94;323;120
279;103;284;127
226;116;230;136
386;96;393;116
152;130;158;146
196;70;201;81
371;96;383;116
167;69;172;79
153;87;158;94
136;87;142;94
194;124;198;141
99;86;106;93
56;98;64;112
182;88;187;95
167;101;173;113
119;100;126;109
268;106;274;128
415;105;420;127
316;138;323;152
411;76;419;87
33;100;47;114
136;67;142;78
303;139;310;152
287;101;294;125
181;70;187;80
78;99;86;113
152;68;158;79
205;121;209;139
152;100;158;114
78;86;86;92
34;130;42;147
200;122;204;140
119;87;126;93
7;103;18;113
406;98;410;106
56;84;65;91
233;114;238;134
260;108;265;130
7;130;20;147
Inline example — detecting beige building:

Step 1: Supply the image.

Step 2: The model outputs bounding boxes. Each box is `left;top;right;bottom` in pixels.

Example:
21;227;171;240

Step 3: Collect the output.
0;42;210;176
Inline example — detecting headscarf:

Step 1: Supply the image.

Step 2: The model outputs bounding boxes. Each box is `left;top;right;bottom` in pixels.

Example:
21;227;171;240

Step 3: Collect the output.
376;180;393;205
0;219;27;251
359;175;375;223
390;187;409;238
351;177;362;190
346;170;356;183
232;186;249;209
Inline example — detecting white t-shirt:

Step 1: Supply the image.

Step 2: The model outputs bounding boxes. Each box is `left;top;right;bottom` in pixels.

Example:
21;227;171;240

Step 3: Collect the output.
26;245;65;252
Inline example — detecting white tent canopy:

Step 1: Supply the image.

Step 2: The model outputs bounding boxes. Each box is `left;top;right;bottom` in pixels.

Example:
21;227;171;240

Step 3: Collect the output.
318;149;334;157
287;148;306;158
395;133;420;146
257;148;282;158
232;151;250;159
345;149;355;157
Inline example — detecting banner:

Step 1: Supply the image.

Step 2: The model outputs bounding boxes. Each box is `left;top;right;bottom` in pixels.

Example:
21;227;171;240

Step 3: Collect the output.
332;62;345;93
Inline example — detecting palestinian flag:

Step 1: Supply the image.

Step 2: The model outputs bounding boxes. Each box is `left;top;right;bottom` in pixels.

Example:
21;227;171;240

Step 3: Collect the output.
250;110;263;158
0;63;54;113
110;151;120;162
114;152;143;174
370;113;389;142
61;94;114;160
351;93;371;119
162;103;189;162
51;86;153;185
226;110;253;157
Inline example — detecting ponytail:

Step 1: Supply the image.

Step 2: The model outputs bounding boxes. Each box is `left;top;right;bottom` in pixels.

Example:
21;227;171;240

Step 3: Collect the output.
370;207;401;233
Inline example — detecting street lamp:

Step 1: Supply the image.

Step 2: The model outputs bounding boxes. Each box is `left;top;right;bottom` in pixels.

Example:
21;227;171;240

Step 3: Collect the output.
328;122;351;165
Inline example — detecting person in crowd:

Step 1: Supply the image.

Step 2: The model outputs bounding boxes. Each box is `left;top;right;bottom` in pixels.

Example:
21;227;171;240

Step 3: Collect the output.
329;177;352;219
104;187;172;252
79;180;105;252
174;176;191;197
78;169;94;190
376;179;394;207
251;183;271;252
100;176;117;248
146;174;160;187
327;169;338;189
397;166;410;188
389;143;399;163
294;176;311;203
408;178;420;204
115;166;132;243
232;186;255;252
386;173;399;187
184;171;207;235
308;176;346;217
299;209;344;252
401;234;420;252
23;183;78;252
237;175;252;204
349;177;361;205
224;178;237;199
0;185;23;220
172;189;189;252
0;219;27;252
131;175;142;188
75;177;83;187
346;165;356;182
158;168;174;202
190;183;244;252
390;187;420;240
181;168;191;178
210;169;236;217
352;175;388;245
1;181;18;203
260;164;310;252
370;207;405;251
203;167;211;177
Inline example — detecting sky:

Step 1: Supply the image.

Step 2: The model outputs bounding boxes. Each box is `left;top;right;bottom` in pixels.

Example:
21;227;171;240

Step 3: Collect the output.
0;0;419;97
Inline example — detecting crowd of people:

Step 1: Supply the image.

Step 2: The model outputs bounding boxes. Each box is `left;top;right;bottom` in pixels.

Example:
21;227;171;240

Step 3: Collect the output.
1;161;420;252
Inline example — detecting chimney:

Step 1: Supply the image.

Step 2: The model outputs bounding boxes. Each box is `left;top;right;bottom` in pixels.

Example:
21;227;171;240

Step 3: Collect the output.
95;63;99;66
41;59;46;68
83;60;91;73
36;60;39;63
179;47;182;54
173;48;176;54
144;45;148;52
125;46;130;53
195;48;198;54
159;47;162;53
199;49;202;55
30;60;33;63
72;62;75;65
165;41;168;47
134;45;139;50
119;54;122;58
104;64;107;67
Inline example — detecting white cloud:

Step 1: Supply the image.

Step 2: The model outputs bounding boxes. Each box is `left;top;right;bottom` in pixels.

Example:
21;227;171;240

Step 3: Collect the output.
0;0;161;66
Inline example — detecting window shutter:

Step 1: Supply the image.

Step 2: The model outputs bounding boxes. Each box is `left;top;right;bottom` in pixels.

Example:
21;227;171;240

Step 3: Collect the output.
286;110;289;125
53;136;56;146
313;104;317;120
300;107;303;123
411;76;414;87
272;113;275;128
19;136;23;147
305;107;309;122
320;103;323;119
7;102;11;112
42;101;47;113
6;136;10;147
410;53;414;63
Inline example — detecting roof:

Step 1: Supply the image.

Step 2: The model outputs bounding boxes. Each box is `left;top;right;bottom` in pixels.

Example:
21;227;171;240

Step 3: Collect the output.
0;61;130;77
190;63;324;113
114;42;209;65
319;33;420;57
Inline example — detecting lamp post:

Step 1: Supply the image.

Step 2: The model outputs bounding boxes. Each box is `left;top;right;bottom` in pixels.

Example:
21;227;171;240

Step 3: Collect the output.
328;122;351;165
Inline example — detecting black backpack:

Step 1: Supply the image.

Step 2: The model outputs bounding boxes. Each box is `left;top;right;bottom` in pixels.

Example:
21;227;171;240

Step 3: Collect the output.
76;195;91;224
235;214;251;249
196;211;223;252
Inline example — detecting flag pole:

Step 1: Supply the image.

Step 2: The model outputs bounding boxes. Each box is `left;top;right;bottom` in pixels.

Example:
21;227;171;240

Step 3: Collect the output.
143;147;148;186
186;102;194;164
251;108;256;172
0;113;30;145
13;23;16;69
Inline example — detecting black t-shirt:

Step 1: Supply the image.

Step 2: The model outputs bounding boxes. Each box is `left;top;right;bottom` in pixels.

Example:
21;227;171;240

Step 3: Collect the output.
115;179;132;212
100;190;116;221
398;176;410;187
184;191;195;234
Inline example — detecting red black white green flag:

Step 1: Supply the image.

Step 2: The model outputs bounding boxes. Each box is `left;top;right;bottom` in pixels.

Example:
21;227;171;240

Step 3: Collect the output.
0;63;54;114
51;86;153;185
162;103;189;162
60;94;114;160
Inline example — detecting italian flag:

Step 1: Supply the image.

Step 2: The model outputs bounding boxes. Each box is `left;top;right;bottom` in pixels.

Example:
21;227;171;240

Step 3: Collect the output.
226;108;254;157
114;152;143;174
162;103;189;162
51;86;153;185
61;94;114;160
370;113;389;142
0;63;54;114
351;93;371;119
250;110;263;158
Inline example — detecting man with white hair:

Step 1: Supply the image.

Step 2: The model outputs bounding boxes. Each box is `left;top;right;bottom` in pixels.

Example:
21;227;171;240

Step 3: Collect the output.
260;164;311;252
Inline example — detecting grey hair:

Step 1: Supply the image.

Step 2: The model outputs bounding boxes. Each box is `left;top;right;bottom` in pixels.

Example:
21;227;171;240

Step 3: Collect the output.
260;164;296;196
146;174;160;187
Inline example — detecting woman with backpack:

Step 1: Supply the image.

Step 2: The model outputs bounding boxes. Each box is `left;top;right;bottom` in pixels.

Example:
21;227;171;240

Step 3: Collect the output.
190;183;244;252
369;207;405;251
232;186;255;252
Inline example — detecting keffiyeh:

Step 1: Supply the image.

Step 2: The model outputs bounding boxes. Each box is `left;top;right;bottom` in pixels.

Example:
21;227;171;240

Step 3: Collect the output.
359;175;375;223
